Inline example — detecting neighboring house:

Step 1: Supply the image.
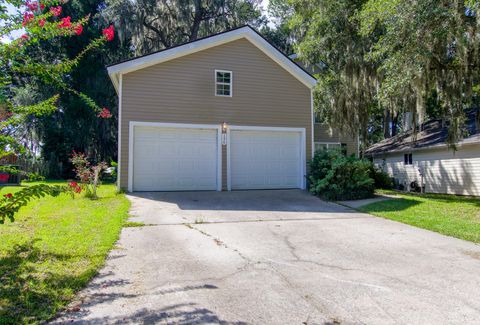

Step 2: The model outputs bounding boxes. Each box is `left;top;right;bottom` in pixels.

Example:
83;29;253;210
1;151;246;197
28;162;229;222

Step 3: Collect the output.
108;26;357;192
366;109;480;196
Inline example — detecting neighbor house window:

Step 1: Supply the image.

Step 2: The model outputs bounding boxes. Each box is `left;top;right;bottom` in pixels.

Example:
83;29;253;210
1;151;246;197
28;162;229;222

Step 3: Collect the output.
404;153;413;165
215;70;232;97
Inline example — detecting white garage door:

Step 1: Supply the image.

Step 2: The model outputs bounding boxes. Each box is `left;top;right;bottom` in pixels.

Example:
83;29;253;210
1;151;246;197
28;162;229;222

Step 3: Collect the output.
230;129;303;190
132;126;219;191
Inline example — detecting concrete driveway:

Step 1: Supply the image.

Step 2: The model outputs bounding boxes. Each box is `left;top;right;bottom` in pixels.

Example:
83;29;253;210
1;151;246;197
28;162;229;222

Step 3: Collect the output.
53;190;480;325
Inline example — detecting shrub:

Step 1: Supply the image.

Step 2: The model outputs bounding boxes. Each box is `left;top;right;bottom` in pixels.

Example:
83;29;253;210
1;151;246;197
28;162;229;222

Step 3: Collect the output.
24;172;46;183
70;152;107;199
308;149;375;201
369;165;393;189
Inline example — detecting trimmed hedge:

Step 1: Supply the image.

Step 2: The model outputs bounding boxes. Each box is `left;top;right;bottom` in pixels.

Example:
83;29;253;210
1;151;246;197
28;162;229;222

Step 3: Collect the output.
308;149;375;201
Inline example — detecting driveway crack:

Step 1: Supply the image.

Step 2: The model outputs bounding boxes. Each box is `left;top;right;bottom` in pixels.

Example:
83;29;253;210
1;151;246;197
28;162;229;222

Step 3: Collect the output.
185;224;251;263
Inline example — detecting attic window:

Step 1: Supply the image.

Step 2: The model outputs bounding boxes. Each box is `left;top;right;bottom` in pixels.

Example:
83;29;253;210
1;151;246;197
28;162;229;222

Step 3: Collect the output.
215;70;232;97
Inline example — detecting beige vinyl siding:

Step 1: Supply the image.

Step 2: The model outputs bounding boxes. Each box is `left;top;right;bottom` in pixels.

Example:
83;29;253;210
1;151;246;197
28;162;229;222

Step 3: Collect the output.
374;144;480;196
314;124;358;156
120;38;312;189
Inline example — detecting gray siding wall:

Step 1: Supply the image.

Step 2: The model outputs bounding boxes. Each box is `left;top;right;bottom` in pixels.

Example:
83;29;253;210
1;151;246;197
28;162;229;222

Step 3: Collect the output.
373;144;480;196
120;38;312;189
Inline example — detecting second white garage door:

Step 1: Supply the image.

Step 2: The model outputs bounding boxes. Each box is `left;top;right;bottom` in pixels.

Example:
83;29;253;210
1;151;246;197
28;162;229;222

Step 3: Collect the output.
132;125;220;191
229;129;304;190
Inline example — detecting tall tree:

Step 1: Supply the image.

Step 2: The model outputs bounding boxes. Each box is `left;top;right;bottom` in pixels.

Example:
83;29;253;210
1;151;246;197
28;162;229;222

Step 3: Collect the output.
0;0;116;222
275;0;381;146
360;0;480;144
102;0;264;56
34;0;129;178
273;0;480;147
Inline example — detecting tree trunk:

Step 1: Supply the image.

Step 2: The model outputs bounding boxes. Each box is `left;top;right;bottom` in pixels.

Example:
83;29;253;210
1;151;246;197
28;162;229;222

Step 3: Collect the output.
383;107;391;138
391;110;399;136
190;0;203;41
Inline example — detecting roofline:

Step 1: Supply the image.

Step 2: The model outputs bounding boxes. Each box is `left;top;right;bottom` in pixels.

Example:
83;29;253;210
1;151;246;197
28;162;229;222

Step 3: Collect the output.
107;25;317;93
366;137;480;156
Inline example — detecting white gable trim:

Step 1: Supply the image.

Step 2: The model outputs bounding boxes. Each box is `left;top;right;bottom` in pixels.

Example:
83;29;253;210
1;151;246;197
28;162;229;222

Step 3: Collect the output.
107;26;317;91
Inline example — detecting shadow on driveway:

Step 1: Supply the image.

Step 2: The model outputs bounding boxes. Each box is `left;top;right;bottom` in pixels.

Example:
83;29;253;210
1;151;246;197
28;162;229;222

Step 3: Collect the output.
128;189;354;213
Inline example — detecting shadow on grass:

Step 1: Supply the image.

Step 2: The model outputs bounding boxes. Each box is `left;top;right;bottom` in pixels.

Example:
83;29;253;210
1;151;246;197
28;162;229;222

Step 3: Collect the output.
0;240;123;324
360;198;421;213
382;190;480;208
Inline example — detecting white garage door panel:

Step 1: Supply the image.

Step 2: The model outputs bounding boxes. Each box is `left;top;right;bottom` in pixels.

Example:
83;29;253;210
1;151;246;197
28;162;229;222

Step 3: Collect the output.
230;130;302;190
133;126;218;191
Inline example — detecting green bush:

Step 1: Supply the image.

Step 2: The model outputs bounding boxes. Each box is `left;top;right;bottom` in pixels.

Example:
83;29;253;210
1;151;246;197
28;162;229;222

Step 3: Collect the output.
24;172;46;183
369;165;393;189
308;150;375;201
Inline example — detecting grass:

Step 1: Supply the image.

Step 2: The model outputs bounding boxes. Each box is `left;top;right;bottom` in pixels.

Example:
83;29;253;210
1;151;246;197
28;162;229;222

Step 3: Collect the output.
0;181;130;324
123;221;145;227
359;190;480;243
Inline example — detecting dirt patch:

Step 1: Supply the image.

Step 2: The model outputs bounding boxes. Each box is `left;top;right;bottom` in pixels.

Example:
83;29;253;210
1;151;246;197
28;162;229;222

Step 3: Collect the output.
463;250;480;260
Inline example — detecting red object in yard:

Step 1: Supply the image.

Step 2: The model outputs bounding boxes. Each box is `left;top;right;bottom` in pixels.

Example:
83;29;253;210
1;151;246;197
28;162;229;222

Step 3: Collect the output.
0;173;9;183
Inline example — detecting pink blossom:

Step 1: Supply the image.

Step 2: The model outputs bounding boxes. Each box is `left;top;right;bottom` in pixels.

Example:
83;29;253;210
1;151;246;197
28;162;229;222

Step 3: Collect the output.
58;16;71;28
98;108;112;119
73;24;83;36
102;25;114;42
22;12;34;27
50;6;62;17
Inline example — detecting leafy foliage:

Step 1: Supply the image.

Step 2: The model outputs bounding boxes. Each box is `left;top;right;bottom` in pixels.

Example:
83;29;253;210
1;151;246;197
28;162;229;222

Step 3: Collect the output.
272;0;480;148
70;151;107;199
102;0;264;55
0;184;65;223
23;171;45;182
369;165;393;190
0;0;116;221
308;149;375;201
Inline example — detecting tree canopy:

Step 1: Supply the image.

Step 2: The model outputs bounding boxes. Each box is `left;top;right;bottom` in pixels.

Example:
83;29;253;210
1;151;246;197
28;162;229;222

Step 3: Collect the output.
102;0;264;55
273;0;480;147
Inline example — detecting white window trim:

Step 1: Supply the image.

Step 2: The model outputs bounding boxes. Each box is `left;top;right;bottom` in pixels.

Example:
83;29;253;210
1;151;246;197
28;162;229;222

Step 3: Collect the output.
215;69;233;97
226;125;307;191
314;142;342;153
128;121;223;193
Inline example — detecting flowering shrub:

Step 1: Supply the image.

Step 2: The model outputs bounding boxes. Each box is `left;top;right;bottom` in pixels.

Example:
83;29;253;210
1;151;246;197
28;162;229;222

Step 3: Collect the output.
2;1;116;121
70;152;108;199
0;0;117;222
68;181;82;194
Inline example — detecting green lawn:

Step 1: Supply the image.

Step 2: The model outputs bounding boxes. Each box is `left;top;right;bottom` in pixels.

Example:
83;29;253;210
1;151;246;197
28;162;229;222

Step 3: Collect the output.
359;190;480;243
0;181;130;324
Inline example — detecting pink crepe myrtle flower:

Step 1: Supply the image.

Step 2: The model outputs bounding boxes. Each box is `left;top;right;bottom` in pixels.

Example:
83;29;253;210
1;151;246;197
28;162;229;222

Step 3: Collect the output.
50;6;62;17
102;25;114;42
58;16;71;28
26;1;43;11
22;12;34;27
98;108;112;119
73;24;83;36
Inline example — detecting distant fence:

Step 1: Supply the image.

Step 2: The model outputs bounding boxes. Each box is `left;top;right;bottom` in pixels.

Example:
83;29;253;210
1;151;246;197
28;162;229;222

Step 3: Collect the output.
16;158;49;176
